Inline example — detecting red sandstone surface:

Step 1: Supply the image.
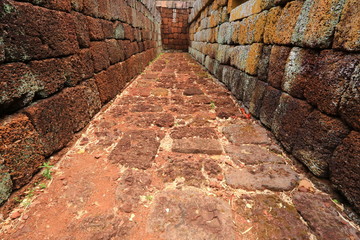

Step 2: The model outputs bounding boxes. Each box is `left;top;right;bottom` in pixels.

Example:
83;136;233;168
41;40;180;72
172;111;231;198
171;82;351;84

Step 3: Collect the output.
1;53;359;239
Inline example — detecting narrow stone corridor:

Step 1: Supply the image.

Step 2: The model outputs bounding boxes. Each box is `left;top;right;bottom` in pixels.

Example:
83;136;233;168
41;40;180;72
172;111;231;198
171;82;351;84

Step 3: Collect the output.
1;53;359;240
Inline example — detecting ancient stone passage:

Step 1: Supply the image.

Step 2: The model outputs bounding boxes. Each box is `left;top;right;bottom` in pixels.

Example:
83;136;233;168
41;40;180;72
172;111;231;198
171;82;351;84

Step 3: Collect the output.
1;53;359;239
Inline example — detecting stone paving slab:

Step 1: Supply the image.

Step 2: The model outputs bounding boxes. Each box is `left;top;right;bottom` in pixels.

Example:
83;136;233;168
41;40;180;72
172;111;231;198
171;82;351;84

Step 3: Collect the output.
1;53;359;240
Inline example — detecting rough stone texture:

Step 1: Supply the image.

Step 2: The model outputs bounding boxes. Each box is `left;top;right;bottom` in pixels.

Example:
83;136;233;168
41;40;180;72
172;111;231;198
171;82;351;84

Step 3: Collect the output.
158;158;205;186
225;164;299;191
303;50;359;116
23;85;101;156
293;192;360;240
273;1;303;45
292;0;346;48
0;165;12;206
292;110;350;177
333;0;360;51
225;144;285;165
1;1;79;62
257;45;272;81
116;169;152;213
267;45;291;89
148;188;235;240
272;94;313;152
339;64;360;131
0;63;42;115
94;62;127;104
170;127;218;139
109;130;162;169
159;7;190;51
263;6;282;44
0;114;45;191
172;138;223;155
259;86;282;129
223;123;271;145
235;194;310;240
282;47;314;99
330;131;360;213
249;80;267;117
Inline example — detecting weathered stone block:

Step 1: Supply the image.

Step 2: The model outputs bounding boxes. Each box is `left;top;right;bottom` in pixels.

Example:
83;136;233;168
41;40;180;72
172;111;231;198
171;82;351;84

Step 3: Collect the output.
94;62;127;104
29;56;80;98
330;131;360;214
238;11;268;44
267;45;291;89
339;64;360;131
215;45;232;64
0;165;12;205
333;0;360;51
109;130;161;169
172;138;223;155
257;45;272;81
19;0;71;11
263;6;281;44
273;1;303;45
0;63;42;115
293;192;360;239
292;110;350;177
23;85;100;156
73;12;90;48
292;0;346;49
272;93;313;152
98;0;111;20
86;16;105;40
83;0;99;17
1;1;79;62
245;43;263;75
106;39;125;65
260;86;282;129
249;80;267;117
230;45;250;72
225;164;298;191
217;22;233;44
229;0;264;22
101;19;114;39
90;41;110;73
304;50;359;115
113;21;125;39
0;114;44;191
70;0;83;11
282;47;310;99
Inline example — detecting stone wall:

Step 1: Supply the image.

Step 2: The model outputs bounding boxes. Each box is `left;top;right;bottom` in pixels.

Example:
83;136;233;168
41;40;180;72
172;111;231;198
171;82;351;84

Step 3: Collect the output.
188;0;360;213
157;0;194;50
0;0;162;204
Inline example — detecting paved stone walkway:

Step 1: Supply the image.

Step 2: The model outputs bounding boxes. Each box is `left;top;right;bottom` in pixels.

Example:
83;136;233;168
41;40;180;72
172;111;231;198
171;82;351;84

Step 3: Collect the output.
1;53;359;240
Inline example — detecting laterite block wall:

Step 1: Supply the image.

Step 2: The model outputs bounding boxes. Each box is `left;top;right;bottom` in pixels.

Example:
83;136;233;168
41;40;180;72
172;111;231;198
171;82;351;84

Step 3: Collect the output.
0;0;162;204
188;0;360;213
157;0;194;50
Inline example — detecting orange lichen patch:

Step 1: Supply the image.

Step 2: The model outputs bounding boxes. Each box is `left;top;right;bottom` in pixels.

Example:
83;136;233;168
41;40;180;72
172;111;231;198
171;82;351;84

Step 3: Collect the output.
246;43;263;75
273;1;303;45
333;0;360;51
263;6;281;44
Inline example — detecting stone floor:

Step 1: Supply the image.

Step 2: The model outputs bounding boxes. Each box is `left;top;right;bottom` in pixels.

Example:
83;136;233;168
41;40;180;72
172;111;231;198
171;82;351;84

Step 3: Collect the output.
1;53;359;240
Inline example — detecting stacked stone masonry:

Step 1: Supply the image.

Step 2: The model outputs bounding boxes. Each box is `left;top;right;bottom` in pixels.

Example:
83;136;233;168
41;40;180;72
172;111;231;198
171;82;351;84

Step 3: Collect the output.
157;0;195;50
0;0;162;204
188;0;360;214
